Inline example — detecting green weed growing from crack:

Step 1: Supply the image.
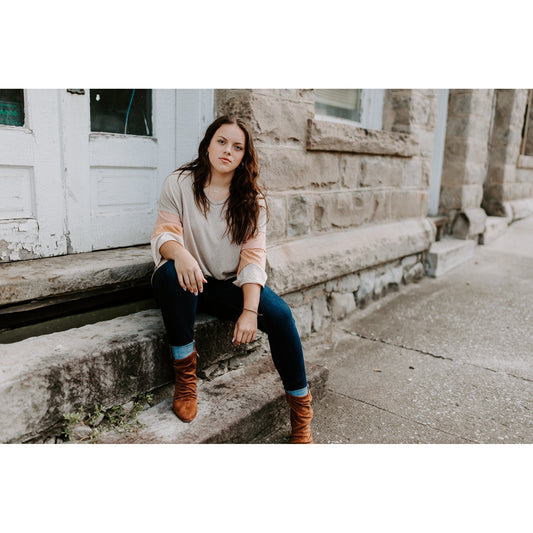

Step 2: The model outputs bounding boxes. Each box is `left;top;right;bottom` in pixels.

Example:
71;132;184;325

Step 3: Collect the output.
62;393;154;442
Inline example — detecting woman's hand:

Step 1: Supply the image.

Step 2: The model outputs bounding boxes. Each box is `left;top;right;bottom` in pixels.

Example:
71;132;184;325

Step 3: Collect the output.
175;247;207;295
161;241;206;295
232;310;258;346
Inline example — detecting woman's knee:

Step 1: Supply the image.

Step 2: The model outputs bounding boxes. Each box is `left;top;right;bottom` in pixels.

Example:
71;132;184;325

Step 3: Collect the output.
152;260;178;289
260;288;295;325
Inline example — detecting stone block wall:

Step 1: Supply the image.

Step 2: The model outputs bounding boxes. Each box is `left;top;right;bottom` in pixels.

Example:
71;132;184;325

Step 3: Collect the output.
284;253;426;337
216;89;436;245
214;89;439;336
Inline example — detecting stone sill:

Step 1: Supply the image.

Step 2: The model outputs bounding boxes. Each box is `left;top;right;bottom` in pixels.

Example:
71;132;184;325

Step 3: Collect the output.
266;218;436;295
517;155;533;169
306;118;417;157
0;245;153;307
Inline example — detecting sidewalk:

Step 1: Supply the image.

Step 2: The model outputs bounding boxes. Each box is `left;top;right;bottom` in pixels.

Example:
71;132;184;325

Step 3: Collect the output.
274;215;533;444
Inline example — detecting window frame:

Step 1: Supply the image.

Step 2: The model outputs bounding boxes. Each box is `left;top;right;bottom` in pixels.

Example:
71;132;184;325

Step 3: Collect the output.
314;89;385;130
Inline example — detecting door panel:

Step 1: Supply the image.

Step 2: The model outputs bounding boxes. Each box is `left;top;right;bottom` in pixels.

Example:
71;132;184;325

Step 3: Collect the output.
64;89;180;252
0;90;66;262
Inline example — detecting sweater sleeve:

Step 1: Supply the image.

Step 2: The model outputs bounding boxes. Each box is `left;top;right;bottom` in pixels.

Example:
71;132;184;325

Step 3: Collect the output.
233;198;268;288
151;174;184;269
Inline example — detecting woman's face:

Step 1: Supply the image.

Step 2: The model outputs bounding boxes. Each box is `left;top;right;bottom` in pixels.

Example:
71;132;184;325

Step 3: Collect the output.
207;123;246;178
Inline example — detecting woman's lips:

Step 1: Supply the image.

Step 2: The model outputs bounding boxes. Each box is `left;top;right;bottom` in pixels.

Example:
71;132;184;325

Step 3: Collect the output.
219;157;231;163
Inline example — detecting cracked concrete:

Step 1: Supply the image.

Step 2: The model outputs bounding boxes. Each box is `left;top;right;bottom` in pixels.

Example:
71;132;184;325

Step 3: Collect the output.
341;329;454;361
266;215;533;444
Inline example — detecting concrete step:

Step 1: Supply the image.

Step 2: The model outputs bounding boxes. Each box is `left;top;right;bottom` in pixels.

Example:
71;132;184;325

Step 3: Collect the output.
425;237;476;278
0;309;268;443
95;357;328;444
0;245;152;307
480;216;509;245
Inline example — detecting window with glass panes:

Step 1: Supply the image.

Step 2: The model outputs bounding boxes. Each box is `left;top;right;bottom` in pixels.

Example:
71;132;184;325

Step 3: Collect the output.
90;89;153;136
0;89;24;126
315;89;362;122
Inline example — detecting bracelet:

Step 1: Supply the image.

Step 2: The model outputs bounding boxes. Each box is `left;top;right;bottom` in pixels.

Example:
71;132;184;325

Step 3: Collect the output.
243;307;263;316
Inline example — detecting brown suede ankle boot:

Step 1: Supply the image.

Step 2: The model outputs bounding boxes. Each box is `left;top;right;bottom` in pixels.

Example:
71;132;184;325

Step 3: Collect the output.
172;350;198;423
286;391;313;444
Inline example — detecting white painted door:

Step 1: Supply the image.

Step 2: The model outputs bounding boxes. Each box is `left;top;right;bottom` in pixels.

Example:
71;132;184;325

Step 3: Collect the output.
63;89;214;253
63;89;178;252
0;90;67;262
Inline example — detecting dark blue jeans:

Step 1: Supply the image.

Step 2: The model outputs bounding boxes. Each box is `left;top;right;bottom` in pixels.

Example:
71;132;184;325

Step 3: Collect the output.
151;260;308;392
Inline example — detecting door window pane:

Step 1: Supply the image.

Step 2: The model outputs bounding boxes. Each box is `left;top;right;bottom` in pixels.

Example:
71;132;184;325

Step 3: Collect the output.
90;89;153;136
0;89;24;126
315;89;361;122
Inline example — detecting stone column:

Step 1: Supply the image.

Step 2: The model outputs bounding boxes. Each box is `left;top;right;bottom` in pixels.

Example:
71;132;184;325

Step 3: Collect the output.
483;89;530;217
383;89;439;219
438;90;495;237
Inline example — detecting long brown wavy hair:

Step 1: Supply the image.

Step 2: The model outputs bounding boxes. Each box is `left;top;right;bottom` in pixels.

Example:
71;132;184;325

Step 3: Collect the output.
176;115;268;245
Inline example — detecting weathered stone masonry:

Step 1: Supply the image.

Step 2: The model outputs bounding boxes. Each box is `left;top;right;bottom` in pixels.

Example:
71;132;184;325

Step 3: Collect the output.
3;88;533;339
216;89;438;336
484;89;533;219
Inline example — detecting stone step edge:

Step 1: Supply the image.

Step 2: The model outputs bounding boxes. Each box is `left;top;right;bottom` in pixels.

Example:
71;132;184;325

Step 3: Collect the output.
0;245;153;307
425;238;476;278
94;358;329;444
480;216;510;245
0;309;268;444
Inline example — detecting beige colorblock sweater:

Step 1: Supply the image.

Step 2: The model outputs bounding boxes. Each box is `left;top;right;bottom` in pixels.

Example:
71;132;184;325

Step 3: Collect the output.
151;171;267;287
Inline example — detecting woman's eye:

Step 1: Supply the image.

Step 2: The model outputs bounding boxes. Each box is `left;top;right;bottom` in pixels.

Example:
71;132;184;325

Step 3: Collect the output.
218;139;225;144
235;146;243;151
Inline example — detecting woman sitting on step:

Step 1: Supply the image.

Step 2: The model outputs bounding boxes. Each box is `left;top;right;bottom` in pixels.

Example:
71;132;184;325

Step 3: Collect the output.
150;115;313;444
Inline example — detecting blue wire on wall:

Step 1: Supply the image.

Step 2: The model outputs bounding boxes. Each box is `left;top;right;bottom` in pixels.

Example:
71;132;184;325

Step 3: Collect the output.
124;89;136;134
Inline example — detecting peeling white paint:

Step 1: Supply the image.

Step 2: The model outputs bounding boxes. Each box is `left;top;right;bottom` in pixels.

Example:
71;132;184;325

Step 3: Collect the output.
0;218;68;262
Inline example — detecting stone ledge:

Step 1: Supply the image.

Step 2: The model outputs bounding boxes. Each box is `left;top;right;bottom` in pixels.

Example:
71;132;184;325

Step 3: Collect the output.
266;218;436;295
0;310;267;443
503;198;533;222
0;245;153;307
481;216;509;245
306;118;417;157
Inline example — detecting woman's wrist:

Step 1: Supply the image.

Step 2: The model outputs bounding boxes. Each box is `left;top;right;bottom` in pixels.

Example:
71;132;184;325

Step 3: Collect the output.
160;240;185;261
243;307;262;316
